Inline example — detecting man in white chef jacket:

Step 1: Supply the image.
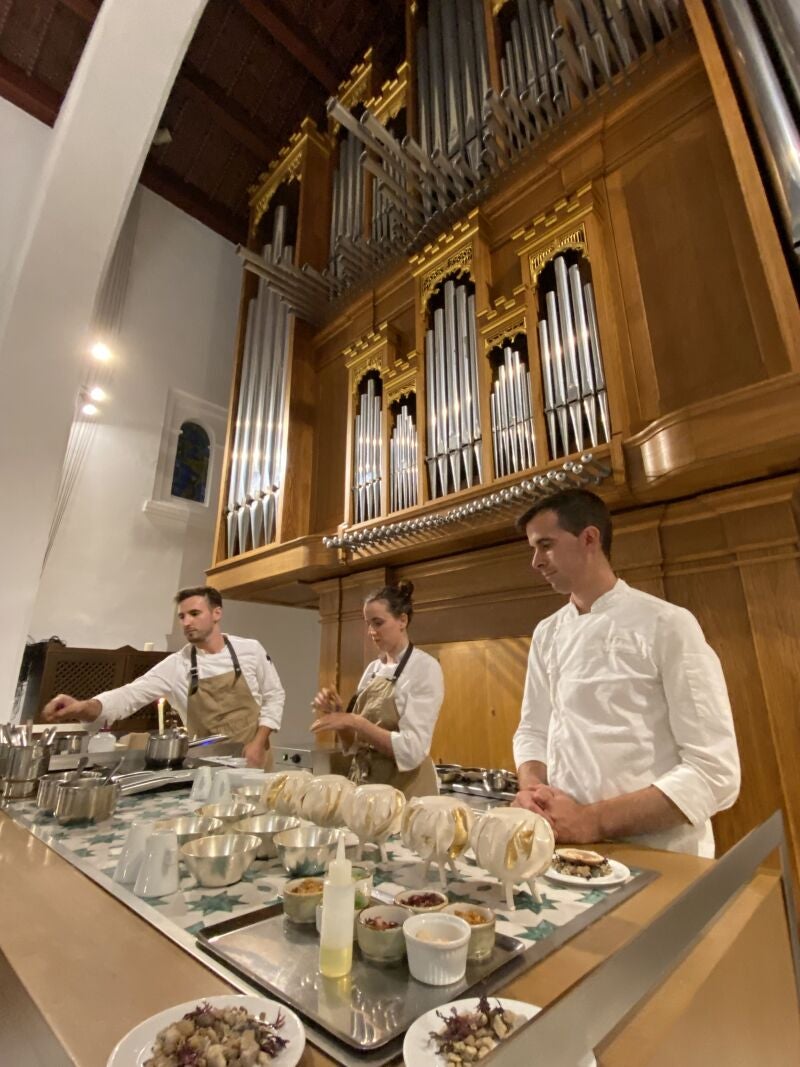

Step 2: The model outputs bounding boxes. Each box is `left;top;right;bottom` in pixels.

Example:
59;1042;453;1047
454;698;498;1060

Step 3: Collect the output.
42;586;284;768
512;489;740;857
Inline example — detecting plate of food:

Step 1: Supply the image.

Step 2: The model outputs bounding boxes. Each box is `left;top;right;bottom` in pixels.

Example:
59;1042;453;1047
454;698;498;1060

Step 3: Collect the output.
403;995;596;1066
544;848;631;886
106;994;305;1067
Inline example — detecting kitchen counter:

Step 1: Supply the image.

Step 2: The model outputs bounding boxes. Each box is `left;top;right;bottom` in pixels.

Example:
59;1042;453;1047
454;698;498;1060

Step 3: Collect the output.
1;810;798;1066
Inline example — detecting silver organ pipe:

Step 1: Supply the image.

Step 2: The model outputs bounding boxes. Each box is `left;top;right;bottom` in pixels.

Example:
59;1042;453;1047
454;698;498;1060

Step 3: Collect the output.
489;343;537;478
353;376;383;524
536;253;611;459
225;207;294;557
424;278;483;498
390;403;419;512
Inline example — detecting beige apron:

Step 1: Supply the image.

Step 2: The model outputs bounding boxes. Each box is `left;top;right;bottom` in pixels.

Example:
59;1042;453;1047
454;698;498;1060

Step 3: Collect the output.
347;646;438;799
186;637;274;770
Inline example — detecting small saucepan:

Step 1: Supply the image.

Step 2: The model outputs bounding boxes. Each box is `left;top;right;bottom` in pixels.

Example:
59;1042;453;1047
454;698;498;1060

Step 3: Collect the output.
144;730;228;770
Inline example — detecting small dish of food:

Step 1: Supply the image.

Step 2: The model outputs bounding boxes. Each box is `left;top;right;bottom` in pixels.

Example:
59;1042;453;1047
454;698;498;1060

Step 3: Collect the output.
443;902;496;960
546;849;631;886
282;876;324;924
403;995;597;1067
106;994;305;1067
394;888;449;913
356;904;410;962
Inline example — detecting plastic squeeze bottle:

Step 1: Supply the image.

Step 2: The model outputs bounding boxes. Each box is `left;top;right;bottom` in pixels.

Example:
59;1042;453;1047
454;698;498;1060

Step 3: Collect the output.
319;835;355;978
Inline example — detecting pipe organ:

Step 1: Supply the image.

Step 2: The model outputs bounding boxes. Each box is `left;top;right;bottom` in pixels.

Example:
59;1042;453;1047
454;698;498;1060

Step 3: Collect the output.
209;0;800;914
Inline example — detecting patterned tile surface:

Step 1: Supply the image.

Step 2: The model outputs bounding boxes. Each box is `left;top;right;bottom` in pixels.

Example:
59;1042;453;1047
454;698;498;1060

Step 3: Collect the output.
5;788;646;943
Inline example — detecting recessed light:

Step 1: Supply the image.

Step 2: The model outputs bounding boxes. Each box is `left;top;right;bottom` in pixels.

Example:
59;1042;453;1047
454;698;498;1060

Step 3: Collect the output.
81;403;99;416
90;342;111;362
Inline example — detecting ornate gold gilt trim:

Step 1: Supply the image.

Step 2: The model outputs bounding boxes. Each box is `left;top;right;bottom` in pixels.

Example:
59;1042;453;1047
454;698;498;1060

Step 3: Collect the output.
338;49;374;111
410;209;489;307
343;322;399;393
384;351;418;405
513;184;596;288
492;0;513;13
367;61;409;126
479;287;528;353
249;118;329;230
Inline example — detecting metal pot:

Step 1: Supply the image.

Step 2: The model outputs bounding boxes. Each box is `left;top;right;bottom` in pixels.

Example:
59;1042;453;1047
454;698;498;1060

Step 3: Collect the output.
51;731;87;755
54;779;119;824
144;730;228;769
36;769;102;814
481;769;518;793
5;743;51;782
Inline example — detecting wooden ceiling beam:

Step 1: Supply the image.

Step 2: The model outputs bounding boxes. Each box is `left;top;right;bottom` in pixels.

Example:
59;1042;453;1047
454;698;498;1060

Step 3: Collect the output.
238;0;340;95
140;161;247;245
0;55;59;126
180;63;276;163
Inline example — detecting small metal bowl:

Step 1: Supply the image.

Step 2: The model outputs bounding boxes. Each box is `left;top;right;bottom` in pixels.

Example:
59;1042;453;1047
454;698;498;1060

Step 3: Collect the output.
153;816;224;847
195;800;265;824
54;780;119;825
180;832;261;887
273;826;359;876
231;785;264;804
230;813;300;859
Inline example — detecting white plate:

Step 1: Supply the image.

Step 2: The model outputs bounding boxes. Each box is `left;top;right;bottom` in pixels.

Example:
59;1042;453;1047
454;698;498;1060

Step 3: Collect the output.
403;997;596;1067
106;994;305;1067
544;856;631;887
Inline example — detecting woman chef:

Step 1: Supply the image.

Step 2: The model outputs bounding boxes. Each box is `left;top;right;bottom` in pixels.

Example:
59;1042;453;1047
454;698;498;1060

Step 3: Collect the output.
311;581;443;798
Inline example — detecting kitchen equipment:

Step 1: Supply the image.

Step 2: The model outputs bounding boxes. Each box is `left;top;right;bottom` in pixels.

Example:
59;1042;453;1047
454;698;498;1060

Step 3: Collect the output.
282;876;325;924
133;829;180;898
469;807;555;908
230;813;300;859
144;731;228;770
196;800;264;824
435;764;462;784
481;768;518;793
1;738;52;799
444;903;496;961
152;815;224;848
54;778;119;824
113;820;156;885
273;825;358;876
356;905;410;963
181;832;261;887
50;731;87;755
36;763;97;813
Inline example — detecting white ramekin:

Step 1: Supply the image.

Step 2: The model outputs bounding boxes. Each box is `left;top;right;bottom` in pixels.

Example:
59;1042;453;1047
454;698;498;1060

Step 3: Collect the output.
403;913;471;985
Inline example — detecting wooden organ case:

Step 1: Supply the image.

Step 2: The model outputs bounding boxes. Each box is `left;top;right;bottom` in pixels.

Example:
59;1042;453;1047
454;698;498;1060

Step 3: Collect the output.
209;1;800;881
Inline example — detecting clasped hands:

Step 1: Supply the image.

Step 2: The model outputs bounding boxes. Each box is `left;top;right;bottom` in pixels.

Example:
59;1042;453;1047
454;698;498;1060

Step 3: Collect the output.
309;686;352;736
513;783;601;844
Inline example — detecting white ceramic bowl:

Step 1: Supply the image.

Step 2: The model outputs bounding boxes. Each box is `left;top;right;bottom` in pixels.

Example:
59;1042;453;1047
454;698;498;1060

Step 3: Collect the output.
403;913;471;986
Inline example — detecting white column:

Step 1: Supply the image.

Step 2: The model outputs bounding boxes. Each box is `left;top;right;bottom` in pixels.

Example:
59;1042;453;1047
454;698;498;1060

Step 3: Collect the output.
0;0;209;719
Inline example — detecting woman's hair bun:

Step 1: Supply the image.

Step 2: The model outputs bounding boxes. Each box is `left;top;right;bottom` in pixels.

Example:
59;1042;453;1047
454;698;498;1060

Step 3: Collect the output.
364;580;415;622
396;579;414;598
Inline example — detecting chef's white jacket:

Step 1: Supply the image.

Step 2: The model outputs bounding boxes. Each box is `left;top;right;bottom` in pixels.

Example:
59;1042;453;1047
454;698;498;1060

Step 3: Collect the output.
92;635;285;731
513;580;740;856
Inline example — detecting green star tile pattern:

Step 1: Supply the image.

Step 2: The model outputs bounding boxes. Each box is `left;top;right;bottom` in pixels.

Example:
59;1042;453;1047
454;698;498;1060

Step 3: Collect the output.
186;891;246;916
518;919;557;941
87;832;118;845
578;889;607;905
71;847;96;858
512;891;558;914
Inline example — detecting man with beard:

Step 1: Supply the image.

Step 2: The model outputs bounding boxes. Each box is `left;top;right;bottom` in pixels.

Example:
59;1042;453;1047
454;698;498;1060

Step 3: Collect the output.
42;586;283;768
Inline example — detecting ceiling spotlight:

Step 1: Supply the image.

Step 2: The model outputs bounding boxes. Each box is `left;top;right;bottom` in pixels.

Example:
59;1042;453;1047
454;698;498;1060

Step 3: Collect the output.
90;341;111;362
81;403;99;417
88;386;107;402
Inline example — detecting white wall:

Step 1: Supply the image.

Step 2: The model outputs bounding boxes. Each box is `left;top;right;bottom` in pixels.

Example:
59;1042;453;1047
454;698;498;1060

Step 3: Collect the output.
3;99;319;739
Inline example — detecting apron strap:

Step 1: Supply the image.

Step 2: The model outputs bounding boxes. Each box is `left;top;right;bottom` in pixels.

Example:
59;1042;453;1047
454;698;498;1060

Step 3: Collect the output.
189;637;243;697
347;643;415;712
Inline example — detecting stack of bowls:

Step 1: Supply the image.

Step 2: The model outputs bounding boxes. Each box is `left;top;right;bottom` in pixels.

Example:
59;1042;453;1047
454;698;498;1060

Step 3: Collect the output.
1;741;52;800
273;825;358;877
230;813;300;859
153;816;224;847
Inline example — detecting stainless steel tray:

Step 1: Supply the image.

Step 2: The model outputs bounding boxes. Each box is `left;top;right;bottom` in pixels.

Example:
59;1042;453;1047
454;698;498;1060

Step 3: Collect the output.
198;903;526;1053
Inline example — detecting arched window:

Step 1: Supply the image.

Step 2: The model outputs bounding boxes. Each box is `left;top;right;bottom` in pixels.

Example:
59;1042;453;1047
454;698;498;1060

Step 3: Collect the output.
171;421;210;503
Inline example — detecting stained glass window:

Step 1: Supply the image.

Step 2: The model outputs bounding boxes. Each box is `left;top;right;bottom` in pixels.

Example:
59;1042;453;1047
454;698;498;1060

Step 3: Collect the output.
171;421;210;503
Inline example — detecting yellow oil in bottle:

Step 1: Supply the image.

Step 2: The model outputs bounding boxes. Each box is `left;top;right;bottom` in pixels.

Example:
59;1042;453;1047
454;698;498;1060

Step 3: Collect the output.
319;942;353;978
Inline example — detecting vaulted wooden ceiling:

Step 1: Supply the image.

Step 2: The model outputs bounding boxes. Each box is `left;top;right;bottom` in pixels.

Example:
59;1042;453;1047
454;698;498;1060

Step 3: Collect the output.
0;0;406;242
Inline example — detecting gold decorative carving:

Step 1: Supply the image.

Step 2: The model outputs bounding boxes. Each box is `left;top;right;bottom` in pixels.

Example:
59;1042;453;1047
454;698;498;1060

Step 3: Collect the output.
343;322;399;395
485;315;527;354
384;352;418;405
528;225;587;285
421;246;473;300
479;287;527;353
492;0;512;13
410;210;490;310
338;49;374;112
249;118;329;230
368;61;409;126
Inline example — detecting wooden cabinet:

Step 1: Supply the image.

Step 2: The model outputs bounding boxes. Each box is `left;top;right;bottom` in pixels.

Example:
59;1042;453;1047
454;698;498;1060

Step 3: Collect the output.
34;645;169;735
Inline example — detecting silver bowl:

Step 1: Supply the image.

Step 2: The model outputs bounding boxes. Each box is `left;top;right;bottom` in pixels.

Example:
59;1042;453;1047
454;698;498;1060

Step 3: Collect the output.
180;833;261;887
273;826;359;876
230;813;300;859
195;800;265;824
231;785;264;803
153;815;224;847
